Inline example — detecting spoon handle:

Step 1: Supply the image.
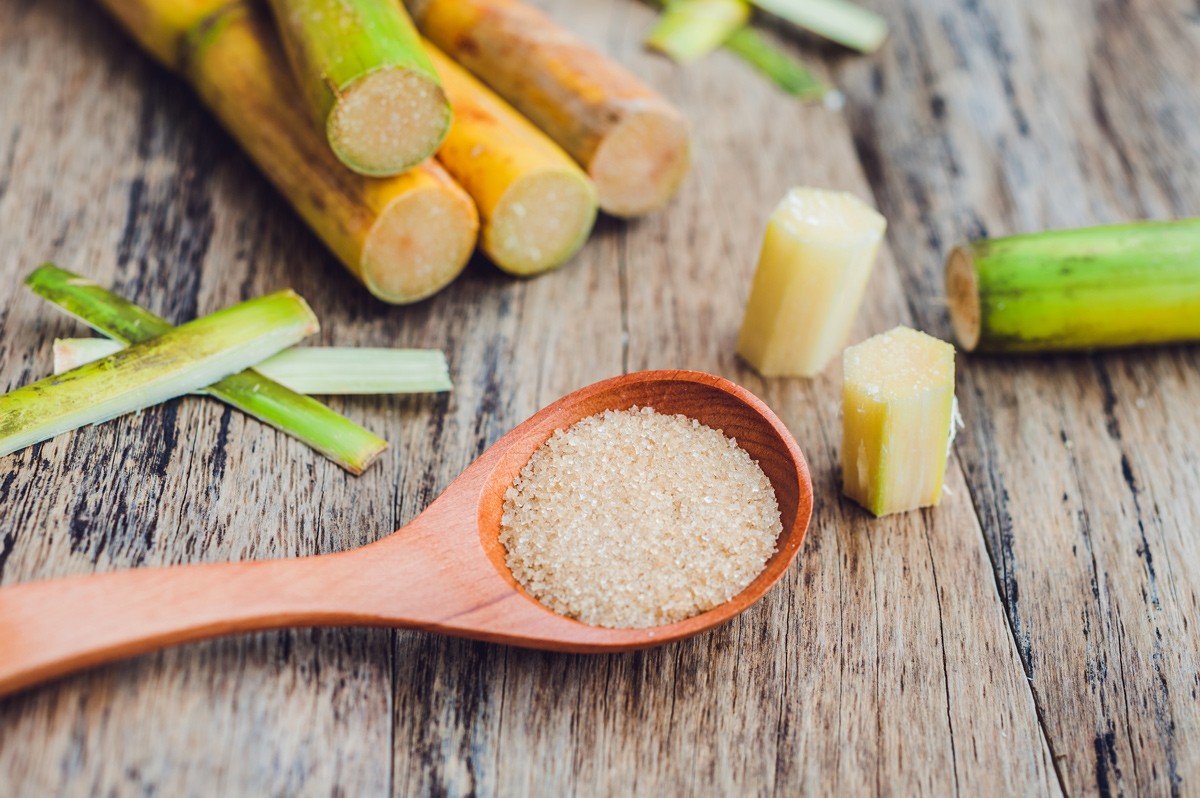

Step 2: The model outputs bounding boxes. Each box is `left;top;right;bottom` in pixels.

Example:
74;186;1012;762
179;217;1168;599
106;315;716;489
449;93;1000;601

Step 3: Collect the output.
0;553;366;697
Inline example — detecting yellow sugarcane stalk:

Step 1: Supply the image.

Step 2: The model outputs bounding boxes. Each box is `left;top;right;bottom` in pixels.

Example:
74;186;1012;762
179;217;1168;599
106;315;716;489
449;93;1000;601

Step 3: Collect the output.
424;43;598;276
407;0;692;218
96;0;479;304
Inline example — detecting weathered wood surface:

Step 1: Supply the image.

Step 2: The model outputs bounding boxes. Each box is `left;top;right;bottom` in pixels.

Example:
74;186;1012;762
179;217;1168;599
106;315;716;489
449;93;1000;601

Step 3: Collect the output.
0;0;1195;795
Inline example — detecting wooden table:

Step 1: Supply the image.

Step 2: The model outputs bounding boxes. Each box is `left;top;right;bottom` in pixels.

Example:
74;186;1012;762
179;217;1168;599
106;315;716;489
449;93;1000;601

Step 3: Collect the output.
2;0;1197;794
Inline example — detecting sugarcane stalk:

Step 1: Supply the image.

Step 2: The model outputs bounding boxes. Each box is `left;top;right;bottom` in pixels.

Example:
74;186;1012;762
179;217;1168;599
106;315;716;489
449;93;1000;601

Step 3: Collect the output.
423;43;598;276
407;0;692;218
750;0;888;54
842;327;957;517
97;0;231;66
96;0;479;304
54;339;452;396
647;0;749;63
737;187;886;376
266;0;450;176
1;292;318;458
27;264;388;473
945;220;1200;353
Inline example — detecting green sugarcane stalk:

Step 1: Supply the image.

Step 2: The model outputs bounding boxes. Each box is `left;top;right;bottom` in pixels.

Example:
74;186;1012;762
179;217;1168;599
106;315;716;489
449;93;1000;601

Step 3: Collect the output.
26;265;388;473
266;0;450;176
750;0;888;54
1;291;318;457
944;220;1200;352
647;0;749;63
54;339;453;396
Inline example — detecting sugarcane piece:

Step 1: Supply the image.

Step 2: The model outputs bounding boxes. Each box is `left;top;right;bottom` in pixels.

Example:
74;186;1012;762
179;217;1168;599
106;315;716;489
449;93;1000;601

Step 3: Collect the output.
96;1;478;304
841;327;956;517
266;0;449;175
723;26;829;100
407;0;691;218
423;44;598;276
647;0;749;63
1;292;318;458
27;264;387;474
54;339;453;396
945;220;1200;353
750;0;888;54
737;187;886;377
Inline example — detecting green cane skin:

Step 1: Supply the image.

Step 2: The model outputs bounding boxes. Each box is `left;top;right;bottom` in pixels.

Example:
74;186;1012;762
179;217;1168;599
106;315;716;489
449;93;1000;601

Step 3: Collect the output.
723;26;829;100
953;220;1200;353
268;0;450;174
1;290;320;457
25;265;388;473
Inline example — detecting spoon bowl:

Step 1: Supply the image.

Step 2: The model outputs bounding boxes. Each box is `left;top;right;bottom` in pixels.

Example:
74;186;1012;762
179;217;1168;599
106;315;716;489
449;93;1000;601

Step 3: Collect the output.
0;371;812;696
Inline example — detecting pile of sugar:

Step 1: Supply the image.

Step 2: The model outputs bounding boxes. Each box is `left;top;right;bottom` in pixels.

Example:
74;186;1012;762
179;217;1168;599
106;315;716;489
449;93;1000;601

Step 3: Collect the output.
499;406;782;629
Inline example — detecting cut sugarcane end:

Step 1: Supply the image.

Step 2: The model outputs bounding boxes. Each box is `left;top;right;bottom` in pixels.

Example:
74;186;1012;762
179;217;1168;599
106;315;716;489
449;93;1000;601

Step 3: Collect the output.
486;169;599;276
737;187;886;376
841;326;957;517
329;68;451;176
361;179;479;304
589;106;691;217
945;246;982;352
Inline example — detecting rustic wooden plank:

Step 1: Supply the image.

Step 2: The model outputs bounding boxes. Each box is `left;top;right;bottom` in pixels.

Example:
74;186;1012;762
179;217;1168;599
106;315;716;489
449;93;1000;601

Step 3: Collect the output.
2;0;1197;794
395;2;1057;795
835;0;1200;793
0;1;395;794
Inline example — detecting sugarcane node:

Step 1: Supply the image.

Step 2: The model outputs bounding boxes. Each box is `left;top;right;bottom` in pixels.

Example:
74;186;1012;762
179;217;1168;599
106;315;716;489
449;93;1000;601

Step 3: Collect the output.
945;245;982;352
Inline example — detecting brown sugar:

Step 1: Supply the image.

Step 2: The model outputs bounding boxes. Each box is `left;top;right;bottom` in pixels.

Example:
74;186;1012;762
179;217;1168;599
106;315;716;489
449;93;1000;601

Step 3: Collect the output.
499;406;782;628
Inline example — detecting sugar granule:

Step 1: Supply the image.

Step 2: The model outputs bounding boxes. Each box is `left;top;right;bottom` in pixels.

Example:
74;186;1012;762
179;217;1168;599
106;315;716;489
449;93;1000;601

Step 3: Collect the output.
499;406;782;629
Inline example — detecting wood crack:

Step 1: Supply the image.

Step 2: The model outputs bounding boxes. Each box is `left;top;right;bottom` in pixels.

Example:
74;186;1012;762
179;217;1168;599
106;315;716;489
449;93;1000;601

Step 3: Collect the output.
923;519;961;797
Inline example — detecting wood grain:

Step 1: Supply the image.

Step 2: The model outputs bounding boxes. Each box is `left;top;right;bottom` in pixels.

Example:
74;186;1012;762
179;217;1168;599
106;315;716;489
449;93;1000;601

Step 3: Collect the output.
0;0;1196;795
834;0;1200;793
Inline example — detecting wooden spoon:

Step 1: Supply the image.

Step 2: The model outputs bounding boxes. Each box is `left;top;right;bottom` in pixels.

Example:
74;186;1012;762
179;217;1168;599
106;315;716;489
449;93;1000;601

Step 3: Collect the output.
0;370;813;697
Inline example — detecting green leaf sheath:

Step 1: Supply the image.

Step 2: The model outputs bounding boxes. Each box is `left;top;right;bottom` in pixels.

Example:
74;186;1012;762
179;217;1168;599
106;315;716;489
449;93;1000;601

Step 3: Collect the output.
54;339;453;396
25;264;388;473
723;26;828;99
750;0;888;54
643;0;828;99
647;1;749;63
2;289;318;457
945;220;1200;352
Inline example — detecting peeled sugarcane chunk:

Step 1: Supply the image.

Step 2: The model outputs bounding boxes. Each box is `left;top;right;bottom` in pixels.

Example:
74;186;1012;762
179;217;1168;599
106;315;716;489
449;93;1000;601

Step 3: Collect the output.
737;187;886;377
841;326;956;517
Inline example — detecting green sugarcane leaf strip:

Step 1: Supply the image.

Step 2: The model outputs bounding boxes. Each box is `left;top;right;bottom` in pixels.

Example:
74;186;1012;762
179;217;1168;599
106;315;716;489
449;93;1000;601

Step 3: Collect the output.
54;339;453;396
1;291;317;456
750;0;888;53
723;26;829;99
26;264;388;473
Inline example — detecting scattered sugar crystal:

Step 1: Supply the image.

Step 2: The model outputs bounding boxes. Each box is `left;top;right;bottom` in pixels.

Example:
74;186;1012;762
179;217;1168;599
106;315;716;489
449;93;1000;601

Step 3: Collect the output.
499;406;782;629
